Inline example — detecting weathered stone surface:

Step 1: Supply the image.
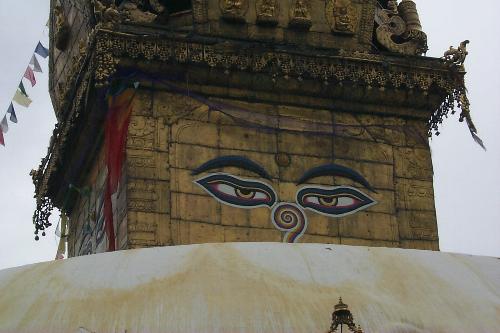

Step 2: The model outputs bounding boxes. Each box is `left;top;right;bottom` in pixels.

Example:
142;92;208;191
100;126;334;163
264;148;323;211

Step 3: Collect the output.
127;150;169;180
334;137;393;164
396;178;436;211
189;222;225;244
341;238;400;248
278;132;333;157
171;193;219;224
398;210;438;241
172;119;218;147
400;240;440;251
220;125;277;153
334;159;394;190
127;179;170;214
339;212;399;241
172;143;219;170
394;147;433;181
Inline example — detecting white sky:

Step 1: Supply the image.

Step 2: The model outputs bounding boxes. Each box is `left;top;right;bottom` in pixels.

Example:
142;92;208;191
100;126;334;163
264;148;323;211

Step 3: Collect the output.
0;1;498;270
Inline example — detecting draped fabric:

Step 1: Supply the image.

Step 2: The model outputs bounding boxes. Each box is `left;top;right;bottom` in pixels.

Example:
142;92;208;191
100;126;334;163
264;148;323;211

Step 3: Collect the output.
103;88;135;252
7;103;17;123
34;42;49;58
13;90;32;107
23;66;36;87
30;55;43;73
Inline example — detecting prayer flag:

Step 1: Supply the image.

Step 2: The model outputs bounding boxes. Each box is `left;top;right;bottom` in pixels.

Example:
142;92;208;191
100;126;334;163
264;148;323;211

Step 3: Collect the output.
7;103;17;123
24;66;36;87
35;42;49;58
13;90;32;107
1;116;9;133
18;81;28;97
0;128;4;146
30;54;43;73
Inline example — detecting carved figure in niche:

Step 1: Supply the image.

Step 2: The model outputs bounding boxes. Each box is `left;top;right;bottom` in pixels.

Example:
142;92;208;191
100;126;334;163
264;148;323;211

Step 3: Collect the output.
442;40;469;67
219;0;248;23
375;0;428;55
326;0;358;35
289;0;311;30
256;0;279;26
192;156;377;243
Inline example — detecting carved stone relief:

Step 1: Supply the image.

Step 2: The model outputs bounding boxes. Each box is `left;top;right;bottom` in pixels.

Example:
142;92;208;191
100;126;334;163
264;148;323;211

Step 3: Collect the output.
127;179;159;212
127;116;156;150
325;0;359;35
256;0;279;26
289;0;311;30
375;0;428;55
219;0;248;23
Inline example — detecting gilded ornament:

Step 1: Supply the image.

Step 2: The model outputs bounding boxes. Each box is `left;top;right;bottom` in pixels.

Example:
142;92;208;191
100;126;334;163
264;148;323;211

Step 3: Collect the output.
374;0;428;55
219;0;248;23
442;40;469;67
326;0;359;35
289;0;311;30
256;0;279;26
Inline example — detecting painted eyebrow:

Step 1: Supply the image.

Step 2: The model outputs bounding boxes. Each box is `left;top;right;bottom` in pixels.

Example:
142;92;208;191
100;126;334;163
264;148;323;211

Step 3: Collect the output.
191;155;272;180
297;163;376;193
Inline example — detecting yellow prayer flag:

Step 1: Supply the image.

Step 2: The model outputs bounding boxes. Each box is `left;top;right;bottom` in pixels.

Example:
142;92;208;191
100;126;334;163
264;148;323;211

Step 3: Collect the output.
13;89;32;107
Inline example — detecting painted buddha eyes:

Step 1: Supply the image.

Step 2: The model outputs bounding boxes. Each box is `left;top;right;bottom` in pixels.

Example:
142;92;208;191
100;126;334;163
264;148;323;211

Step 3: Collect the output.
196;173;375;217
195;173;277;208
296;186;376;217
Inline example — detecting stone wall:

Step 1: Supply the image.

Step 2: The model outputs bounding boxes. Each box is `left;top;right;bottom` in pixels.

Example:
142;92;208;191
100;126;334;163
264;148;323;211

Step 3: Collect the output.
123;86;438;251
49;0;93;120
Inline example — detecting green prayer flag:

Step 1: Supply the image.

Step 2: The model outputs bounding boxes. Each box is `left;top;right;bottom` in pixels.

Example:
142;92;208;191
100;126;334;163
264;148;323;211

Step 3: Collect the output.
18;81;28;97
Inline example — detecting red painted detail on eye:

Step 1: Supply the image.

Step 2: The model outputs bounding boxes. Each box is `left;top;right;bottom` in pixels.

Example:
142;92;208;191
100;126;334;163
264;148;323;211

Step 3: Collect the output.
304;196;361;210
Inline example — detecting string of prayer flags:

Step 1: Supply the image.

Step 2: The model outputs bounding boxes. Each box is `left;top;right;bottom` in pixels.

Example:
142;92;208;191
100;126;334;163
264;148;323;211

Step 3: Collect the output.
7;103;17;123
30;55;43;73
13;89;32;107
24;66;36;87
35;42;49;59
2;39;49;148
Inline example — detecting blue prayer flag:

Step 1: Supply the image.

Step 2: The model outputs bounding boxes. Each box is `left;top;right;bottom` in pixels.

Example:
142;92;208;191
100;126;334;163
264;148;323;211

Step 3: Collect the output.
7;103;17;123
34;42;49;59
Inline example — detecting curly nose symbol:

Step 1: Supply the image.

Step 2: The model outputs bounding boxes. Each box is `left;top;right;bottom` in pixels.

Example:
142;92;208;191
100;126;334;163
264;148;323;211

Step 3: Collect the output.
271;202;308;243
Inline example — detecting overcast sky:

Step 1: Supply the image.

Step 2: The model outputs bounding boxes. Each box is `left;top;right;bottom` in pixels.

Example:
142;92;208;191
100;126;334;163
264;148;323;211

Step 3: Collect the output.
0;1;498;270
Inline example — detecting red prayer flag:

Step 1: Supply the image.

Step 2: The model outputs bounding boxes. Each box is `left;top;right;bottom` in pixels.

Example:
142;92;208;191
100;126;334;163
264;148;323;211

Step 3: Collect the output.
24;66;36;87
103;88;135;252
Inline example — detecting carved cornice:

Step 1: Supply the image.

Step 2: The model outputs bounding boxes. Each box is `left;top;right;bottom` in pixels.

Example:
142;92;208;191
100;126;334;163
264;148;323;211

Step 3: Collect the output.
93;29;458;94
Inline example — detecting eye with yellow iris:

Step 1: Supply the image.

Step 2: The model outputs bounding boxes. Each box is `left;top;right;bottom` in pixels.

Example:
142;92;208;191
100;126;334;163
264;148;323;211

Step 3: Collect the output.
195;173;277;208
297;186;376;217
235;188;257;199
